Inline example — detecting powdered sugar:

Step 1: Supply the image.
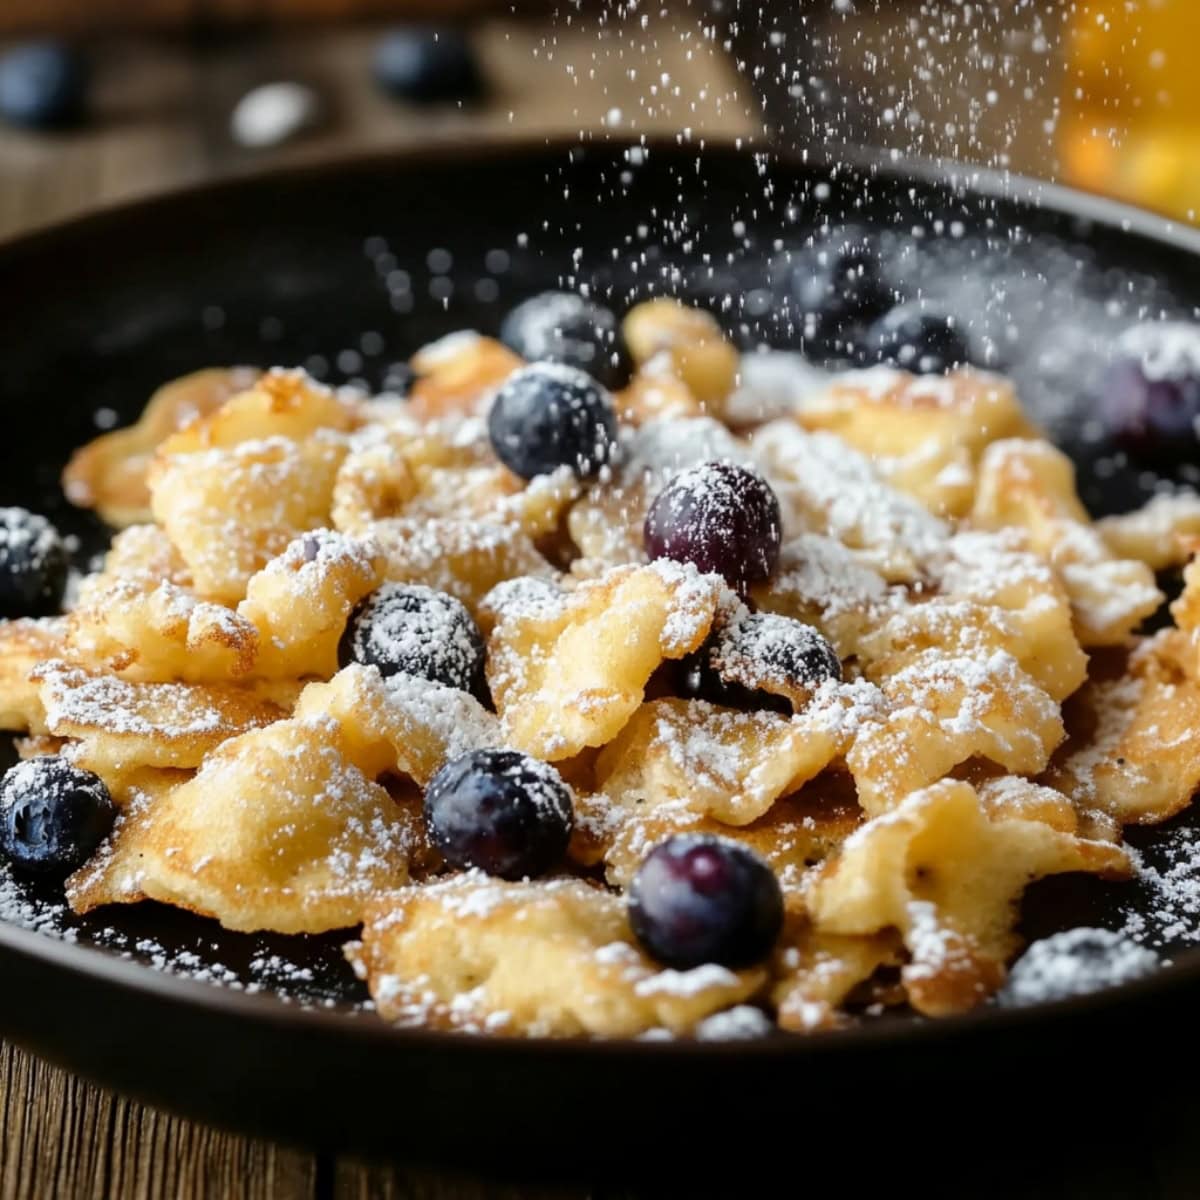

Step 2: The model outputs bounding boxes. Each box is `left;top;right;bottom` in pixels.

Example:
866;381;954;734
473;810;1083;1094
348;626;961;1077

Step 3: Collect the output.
1114;322;1200;383
621;415;750;480
345;582;482;692
723;350;832;426
35;661;237;738
633;963;742;998
998;928;1158;1006
0;508;65;588
646;558;734;653
753;420;948;573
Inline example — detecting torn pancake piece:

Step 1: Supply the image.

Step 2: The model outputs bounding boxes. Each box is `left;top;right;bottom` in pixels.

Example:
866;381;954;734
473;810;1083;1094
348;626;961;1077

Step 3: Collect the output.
67;716;411;934
32;659;284;777
349;873;764;1037
807;780;1131;1016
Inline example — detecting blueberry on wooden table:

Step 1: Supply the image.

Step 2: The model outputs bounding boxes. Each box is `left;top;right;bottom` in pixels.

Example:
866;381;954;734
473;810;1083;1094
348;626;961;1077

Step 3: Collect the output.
373;28;483;104
500;291;632;389
1097;322;1200;460
0;41;87;130
338;582;486;697
781;226;895;361
629;835;784;970
423;749;574;880
860;301;972;375
0;508;69;619
644;461;782;595
0;757;116;877
487;361;619;481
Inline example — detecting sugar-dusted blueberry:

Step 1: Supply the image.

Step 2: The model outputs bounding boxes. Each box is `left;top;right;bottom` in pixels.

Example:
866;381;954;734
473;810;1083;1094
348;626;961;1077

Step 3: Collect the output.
1097;322;1200;459
0;42;86;130
0;508;69;619
629;835;784;970
0;757;116;877
373;28;483;104
499;291;631;388
860;301;971;375
423;748;574;880
781;226;895;360
684;611;842;712
338;582;485;697
487;361;619;481
997;927;1158;1007
644;461;781;594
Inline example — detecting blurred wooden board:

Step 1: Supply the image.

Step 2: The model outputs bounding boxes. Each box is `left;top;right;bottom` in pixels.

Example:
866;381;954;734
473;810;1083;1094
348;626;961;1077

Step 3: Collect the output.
0;16;757;240
0;0;525;35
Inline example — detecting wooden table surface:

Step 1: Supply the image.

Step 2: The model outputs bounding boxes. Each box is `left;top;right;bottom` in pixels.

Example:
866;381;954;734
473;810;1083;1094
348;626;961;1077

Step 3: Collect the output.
0;10;1196;1200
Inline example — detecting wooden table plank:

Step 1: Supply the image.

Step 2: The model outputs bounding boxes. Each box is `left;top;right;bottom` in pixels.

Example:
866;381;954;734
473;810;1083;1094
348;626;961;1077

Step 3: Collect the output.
0;1043;318;1200
333;1161;599;1200
0;14;757;241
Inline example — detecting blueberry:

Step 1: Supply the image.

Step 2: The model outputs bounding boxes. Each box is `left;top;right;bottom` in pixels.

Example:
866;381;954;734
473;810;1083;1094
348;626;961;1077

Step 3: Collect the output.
1097;322;1200;460
423;749;573;879
487;362;619;481
683;612;841;712
644;461;781;594
338;583;486;697
0;42;87;130
500;291;631;389
780;226;895;360
629;835;784;970
997;928;1158;1007
0;508;69;620
860;302;971;375
373;28;483;104
0;757;115;877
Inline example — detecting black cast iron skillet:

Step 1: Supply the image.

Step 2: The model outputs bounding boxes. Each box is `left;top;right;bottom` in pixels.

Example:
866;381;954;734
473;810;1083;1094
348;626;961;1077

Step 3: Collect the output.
2;141;1200;1174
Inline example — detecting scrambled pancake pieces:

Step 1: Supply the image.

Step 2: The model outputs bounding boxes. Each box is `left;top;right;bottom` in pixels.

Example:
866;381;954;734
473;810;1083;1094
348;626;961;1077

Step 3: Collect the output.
0;303;1194;1038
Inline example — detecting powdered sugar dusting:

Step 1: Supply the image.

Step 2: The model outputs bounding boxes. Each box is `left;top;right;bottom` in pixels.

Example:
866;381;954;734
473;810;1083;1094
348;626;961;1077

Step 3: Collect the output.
998;928;1158;1006
1115;322;1200;383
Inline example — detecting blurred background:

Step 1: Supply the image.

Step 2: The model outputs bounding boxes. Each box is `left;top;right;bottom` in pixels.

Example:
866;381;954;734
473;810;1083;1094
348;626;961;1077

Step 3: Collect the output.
0;0;1197;240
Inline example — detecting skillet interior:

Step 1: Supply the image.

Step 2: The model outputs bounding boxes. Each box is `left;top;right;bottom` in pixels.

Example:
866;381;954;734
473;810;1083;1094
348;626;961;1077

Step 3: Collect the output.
2;141;1200;1162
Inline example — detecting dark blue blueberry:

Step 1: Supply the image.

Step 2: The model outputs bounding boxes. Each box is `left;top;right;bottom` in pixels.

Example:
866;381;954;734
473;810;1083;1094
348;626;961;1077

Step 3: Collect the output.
423;749;573;880
487;362;618;481
500;291;631;389
682;612;841;713
0;42;87;131
1097;323;1200;460
780;226;895;360
860;302;971;374
0;757;115;877
373;28;483;104
338;583;485;697
629;835;784;970
644;461;781;595
0;508;69;619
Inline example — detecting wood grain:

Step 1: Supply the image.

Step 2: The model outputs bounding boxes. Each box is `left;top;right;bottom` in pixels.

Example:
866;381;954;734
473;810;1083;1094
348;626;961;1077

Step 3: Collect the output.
0;1043;317;1200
